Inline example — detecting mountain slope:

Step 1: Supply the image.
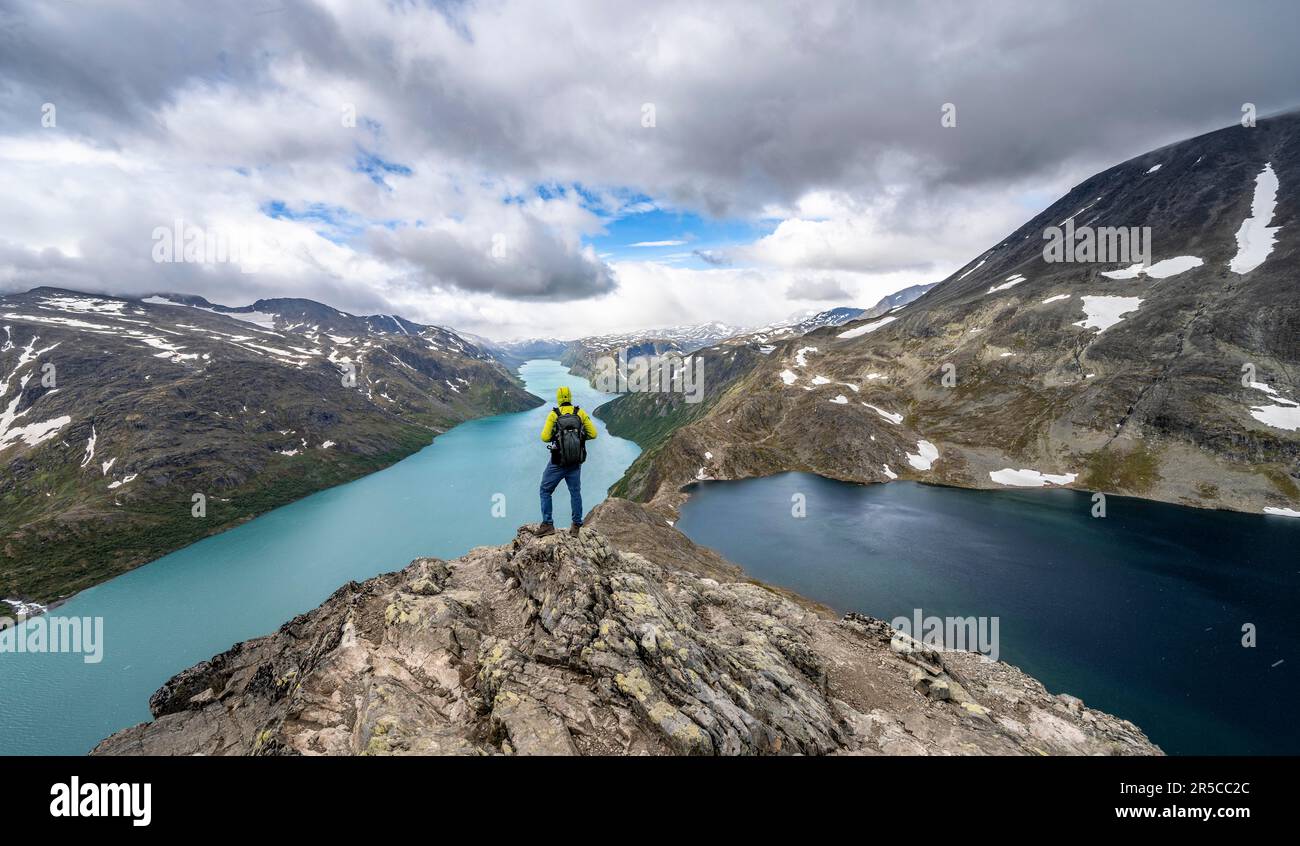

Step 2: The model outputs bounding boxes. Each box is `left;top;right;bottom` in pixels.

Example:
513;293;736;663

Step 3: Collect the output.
597;343;768;464
612;114;1300;518
861;283;939;318
93;505;1159;756
596;302;924;488
559;307;870;451
0;288;540;604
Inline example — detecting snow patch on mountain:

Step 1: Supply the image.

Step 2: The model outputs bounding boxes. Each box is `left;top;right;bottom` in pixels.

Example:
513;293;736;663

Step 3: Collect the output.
1101;255;1203;280
40;295;131;315
81;424;97;468
987;274;1026;293
1229;163;1281;274
107;473;137;490
0;412;70;452
989;468;1077;487
1250;402;1300;431
838;316;896;339
1074;296;1142;333
1244;379;1300;431
1057;197;1102;226
862;403;903;424
956;259;986;281
905;440;939;471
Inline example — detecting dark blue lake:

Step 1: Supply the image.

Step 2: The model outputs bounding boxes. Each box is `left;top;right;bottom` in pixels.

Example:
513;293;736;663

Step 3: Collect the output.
676;473;1300;755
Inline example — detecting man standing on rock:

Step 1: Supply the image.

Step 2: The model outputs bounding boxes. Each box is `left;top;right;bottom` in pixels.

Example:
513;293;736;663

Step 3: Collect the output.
537;385;598;537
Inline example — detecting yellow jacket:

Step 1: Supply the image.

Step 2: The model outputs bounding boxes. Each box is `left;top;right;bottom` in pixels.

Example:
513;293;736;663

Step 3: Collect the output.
540;386;598;442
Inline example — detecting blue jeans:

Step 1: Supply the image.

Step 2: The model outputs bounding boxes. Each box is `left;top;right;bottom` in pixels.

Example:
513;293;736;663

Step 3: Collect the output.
540;461;583;526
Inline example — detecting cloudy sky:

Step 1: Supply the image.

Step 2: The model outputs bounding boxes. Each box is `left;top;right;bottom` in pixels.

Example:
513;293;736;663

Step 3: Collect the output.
2;0;1298;340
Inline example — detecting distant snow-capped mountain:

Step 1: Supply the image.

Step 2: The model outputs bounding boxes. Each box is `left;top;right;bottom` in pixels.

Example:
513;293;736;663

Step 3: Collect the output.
861;283;939;318
141;293;496;362
570;320;741;354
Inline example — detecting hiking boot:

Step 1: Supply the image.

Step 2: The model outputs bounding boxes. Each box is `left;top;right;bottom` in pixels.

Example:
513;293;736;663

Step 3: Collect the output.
569;524;581;537
536;522;555;537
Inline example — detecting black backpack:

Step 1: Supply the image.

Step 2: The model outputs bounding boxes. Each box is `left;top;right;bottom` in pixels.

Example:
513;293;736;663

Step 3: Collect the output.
553;406;587;467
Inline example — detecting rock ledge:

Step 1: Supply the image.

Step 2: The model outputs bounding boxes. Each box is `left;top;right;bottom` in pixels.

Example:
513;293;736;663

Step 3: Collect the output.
95;503;1160;756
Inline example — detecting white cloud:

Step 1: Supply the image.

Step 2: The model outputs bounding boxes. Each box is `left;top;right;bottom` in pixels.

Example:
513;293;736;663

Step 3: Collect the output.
1;0;1296;338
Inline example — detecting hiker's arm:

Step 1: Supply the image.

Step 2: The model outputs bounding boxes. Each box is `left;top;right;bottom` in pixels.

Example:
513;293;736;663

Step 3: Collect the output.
579;409;598;440
540;411;557;442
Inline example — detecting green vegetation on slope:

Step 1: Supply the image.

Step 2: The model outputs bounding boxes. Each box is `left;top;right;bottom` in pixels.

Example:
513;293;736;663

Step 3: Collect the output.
0;426;434;603
598;346;767;501
1080;442;1163;495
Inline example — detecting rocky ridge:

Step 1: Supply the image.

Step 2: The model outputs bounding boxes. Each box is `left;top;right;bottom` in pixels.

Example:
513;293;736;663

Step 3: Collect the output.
94;500;1160;756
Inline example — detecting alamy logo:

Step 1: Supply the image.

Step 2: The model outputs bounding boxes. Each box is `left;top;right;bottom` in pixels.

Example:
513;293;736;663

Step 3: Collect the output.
151;218;260;273
50;777;151;827
1042;219;1151;267
0;614;103;663
593;348;704;403
891;608;1000;662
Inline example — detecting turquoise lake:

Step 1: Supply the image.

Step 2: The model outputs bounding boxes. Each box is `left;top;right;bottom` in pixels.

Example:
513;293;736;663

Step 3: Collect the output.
0;360;640;755
676;473;1300;755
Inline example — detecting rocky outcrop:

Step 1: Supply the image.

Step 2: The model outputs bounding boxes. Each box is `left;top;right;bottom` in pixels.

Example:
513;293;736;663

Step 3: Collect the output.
94;501;1160;756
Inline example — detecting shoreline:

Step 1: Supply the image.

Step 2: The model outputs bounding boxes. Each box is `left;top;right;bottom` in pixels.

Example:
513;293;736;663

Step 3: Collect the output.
5;374;545;610
5;359;585;617
618;438;1300;522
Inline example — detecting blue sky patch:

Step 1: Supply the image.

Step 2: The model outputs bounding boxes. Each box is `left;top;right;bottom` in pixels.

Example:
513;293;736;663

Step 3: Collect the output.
585;206;773;269
261;200;395;245
354;149;414;187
